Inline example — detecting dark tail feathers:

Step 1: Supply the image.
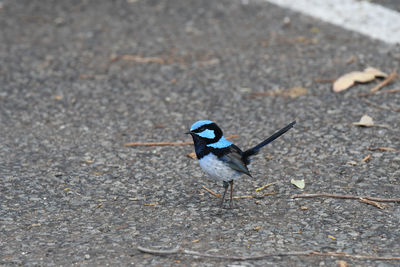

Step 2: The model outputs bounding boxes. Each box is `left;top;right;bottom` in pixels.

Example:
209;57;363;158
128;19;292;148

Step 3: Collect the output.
242;121;296;163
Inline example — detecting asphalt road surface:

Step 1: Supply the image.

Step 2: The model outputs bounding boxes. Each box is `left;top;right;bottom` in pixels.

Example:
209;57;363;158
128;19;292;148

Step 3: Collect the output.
1;0;399;266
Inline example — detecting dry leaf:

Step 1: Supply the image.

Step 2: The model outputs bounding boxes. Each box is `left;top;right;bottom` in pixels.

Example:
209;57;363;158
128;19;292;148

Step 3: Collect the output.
337;260;348;267
187;152;197;159
144;203;157;206
290;179;305;189
253;226;262;231
333;67;387;92
353;114;390;128
286;87;307;98
345;56;356;64
364;67;388;78
328;235;336;240
265;154;274;160
353;115;374;127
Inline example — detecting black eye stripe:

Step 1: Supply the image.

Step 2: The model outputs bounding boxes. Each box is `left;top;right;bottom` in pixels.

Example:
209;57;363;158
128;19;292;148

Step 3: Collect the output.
192;125;210;133
192;127;203;133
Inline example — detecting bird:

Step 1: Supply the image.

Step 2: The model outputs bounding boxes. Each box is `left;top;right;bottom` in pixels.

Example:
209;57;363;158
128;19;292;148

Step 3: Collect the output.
187;120;296;208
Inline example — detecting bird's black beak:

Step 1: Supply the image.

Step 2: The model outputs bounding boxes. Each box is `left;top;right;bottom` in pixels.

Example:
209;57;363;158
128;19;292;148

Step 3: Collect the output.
185;131;191;135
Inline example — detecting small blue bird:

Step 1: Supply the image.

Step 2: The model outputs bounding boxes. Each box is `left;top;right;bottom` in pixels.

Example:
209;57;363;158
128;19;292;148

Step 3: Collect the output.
187;120;296;208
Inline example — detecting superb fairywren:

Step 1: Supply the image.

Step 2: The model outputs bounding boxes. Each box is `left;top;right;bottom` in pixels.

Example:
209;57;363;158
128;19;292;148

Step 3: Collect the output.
187;120;296;208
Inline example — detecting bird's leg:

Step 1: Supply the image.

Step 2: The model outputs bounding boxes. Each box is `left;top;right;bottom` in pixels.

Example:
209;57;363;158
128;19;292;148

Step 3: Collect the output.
220;181;229;208
229;180;234;208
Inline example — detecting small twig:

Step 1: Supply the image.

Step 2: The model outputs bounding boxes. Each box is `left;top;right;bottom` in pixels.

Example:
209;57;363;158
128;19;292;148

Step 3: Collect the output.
137;246;315;260
201;186;276;199
249;88;306;98
291;193;400;202
138;246;181;255
233;195;254;199
137;246;400;261
362;98;400;113
249;90;282;98
201;186;220;198
231;192;276;199
263;192;276;196
346;56;357;65
113;55;165;64
377;88;400;94
256;181;278;191
124;135;239;147
359;198;387;209
358;88;400;97
124;141;193;147
143;202;158;207
310;251;400;261
361;154;371;162
370;69;397;93
368;147;397;152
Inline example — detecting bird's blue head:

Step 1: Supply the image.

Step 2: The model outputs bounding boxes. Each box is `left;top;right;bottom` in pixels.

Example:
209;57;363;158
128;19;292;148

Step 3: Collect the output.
188;120;232;154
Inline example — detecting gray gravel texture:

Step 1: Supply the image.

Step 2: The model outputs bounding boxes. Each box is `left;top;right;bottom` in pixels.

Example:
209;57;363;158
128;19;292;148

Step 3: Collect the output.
1;0;399;266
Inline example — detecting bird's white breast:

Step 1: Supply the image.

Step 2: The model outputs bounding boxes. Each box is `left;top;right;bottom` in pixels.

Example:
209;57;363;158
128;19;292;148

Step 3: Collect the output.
198;153;241;182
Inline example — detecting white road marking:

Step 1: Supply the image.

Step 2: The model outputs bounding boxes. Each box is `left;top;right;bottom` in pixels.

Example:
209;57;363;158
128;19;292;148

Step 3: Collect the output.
265;0;400;44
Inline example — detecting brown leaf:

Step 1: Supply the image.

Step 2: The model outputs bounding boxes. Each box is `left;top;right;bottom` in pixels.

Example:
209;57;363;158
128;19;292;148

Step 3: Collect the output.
333;67;387;92
346;161;358;166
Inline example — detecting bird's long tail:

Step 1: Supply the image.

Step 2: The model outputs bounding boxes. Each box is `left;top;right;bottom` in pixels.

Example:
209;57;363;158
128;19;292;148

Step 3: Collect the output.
242;121;296;163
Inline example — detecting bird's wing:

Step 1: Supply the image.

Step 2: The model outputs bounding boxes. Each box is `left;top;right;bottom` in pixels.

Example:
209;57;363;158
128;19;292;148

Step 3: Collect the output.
220;145;252;177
